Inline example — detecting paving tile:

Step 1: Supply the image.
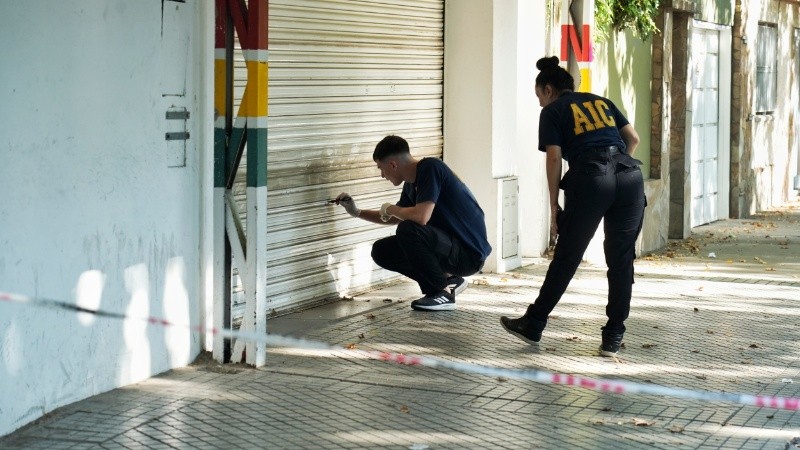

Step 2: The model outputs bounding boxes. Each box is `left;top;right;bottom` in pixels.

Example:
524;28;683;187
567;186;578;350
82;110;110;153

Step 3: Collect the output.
4;210;800;449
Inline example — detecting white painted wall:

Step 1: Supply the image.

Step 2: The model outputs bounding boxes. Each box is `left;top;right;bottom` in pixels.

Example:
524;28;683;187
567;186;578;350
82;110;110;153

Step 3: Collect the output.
515;1;550;258
444;0;548;272
0;1;211;436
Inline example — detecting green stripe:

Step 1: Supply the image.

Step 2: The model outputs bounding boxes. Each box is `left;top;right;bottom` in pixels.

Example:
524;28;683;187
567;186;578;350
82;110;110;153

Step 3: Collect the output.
214;128;227;188
246;127;268;187
226;126;247;182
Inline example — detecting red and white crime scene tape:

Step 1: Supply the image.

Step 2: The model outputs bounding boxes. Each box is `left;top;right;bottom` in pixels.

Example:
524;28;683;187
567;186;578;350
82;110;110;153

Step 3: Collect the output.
2;290;799;410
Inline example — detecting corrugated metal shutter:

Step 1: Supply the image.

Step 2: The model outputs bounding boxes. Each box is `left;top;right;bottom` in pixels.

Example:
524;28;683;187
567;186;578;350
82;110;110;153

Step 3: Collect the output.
230;0;444;321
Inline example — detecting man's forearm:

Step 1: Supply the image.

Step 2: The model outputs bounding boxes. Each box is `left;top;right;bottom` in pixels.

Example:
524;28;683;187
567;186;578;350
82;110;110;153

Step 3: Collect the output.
357;209;400;225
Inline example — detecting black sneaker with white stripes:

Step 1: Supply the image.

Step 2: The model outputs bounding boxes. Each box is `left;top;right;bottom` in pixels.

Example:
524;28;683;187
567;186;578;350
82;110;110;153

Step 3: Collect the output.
446;275;468;296
410;290;456;311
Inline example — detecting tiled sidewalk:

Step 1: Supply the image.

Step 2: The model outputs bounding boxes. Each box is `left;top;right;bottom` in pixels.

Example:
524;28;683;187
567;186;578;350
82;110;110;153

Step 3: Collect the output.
2;202;799;449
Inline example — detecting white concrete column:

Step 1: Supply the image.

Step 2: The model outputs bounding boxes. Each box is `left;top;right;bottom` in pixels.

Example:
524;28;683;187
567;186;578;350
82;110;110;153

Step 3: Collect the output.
444;0;550;272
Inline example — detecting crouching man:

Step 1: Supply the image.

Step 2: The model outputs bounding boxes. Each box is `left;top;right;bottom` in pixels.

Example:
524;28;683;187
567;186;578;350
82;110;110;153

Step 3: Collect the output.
335;135;491;311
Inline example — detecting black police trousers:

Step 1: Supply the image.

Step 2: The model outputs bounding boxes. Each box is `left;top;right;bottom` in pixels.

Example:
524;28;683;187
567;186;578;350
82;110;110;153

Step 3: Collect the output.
528;148;646;331
371;220;484;296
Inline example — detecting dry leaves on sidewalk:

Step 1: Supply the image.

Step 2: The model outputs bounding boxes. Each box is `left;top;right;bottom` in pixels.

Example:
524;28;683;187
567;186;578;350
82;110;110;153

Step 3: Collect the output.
632;418;656;426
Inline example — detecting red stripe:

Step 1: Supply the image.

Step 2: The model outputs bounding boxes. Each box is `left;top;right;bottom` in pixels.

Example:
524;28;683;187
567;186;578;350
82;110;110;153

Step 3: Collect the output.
229;0;249;49
249;0;268;51
214;0;227;49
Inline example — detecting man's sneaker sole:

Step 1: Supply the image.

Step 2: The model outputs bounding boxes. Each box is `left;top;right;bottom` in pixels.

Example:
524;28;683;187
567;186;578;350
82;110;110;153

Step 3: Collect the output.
500;318;540;345
411;302;456;311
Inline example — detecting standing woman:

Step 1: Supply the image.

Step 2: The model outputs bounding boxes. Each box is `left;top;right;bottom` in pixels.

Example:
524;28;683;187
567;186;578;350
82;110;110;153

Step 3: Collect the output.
500;56;646;356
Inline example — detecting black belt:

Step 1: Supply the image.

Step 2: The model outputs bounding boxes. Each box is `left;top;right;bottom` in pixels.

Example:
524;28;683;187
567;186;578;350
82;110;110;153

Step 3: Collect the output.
593;146;620;155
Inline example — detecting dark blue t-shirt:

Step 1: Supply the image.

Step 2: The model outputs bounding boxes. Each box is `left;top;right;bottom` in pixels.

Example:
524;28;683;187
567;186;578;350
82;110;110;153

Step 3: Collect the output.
397;158;492;261
538;91;630;162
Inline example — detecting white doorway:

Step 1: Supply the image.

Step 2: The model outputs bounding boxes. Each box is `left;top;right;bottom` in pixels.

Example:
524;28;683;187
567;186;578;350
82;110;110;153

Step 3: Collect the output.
689;22;731;227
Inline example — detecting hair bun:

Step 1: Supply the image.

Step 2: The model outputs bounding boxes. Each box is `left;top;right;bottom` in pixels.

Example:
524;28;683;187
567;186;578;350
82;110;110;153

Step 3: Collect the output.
536;56;560;71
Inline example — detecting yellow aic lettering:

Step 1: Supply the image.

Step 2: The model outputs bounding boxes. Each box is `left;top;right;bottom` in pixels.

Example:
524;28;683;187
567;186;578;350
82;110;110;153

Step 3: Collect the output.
571;103;595;135
572;100;618;135
594;100;616;127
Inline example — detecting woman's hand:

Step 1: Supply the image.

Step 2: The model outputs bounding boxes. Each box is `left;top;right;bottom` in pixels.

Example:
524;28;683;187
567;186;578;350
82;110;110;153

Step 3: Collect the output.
549;203;561;248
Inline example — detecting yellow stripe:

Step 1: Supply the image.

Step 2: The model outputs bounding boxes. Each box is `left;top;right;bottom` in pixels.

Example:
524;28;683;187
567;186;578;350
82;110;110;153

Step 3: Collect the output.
214;59;227;120
243;60;268;118
578;68;592;93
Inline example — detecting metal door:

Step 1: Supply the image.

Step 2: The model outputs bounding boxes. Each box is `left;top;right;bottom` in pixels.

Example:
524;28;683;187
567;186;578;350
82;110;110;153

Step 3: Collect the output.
690;27;721;227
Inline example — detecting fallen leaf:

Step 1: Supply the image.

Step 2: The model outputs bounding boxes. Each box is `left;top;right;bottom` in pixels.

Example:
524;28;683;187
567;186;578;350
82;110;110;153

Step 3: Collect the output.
345;343;357;350
364;313;376;319
642;343;656;349
749;343;760;348
511;273;522;279
696;374;707;380
706;330;715;334
766;414;775;419
545;347;557;352
497;376;508;382
691;350;700;353
566;336;581;342
383;298;393;303
500;278;508;282
694;307;699;312
399;405;410;414
668;425;685;433
754;256;767;264
632;418;655;426
766;267;776;271
592;419;606;425
602;407;612;412
653;326;659;329
358;333;365;339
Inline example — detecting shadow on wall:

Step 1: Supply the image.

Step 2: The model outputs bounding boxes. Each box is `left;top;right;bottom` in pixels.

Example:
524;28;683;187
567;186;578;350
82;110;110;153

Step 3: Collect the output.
0;257;195;436
598;29;653;180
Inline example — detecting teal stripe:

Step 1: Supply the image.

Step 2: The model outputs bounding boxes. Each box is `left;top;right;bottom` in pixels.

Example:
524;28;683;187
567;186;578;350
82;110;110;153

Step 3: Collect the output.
226;125;247;182
246;127;268;187
214;127;227;188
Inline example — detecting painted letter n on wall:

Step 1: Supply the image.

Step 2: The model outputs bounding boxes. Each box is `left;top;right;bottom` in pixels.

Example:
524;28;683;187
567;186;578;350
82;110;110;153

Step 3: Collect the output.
560;24;593;62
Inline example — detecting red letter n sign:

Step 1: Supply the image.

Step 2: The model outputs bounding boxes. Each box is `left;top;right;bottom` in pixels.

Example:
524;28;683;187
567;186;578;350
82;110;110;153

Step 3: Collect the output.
560;24;592;62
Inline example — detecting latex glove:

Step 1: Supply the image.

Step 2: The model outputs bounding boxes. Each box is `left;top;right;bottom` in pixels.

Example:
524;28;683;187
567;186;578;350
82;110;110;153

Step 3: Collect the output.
380;203;394;222
336;192;360;218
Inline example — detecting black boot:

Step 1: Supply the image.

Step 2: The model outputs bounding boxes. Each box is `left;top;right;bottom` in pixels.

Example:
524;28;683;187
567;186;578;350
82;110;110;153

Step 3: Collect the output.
500;306;547;344
599;324;625;357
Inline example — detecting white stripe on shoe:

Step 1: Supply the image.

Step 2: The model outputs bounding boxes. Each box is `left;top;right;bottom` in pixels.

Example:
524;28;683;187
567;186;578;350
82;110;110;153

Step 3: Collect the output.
411;292;456;311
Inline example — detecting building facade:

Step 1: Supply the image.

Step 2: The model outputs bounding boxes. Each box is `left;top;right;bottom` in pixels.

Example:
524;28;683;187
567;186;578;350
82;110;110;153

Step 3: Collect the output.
3;0;799;437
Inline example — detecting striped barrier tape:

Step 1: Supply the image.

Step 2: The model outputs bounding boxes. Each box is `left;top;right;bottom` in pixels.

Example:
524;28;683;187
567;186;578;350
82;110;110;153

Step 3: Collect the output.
1;290;798;410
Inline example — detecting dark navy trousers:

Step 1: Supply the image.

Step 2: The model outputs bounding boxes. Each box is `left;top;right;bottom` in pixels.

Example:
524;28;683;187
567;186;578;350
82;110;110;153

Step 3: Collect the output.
529;148;646;331
372;221;484;295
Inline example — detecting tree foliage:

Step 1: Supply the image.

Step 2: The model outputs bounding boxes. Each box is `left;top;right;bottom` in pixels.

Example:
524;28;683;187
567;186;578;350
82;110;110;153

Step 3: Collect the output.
595;0;660;41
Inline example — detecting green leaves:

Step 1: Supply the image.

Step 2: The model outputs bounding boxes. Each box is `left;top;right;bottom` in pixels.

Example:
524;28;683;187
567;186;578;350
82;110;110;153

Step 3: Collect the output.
595;0;660;41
